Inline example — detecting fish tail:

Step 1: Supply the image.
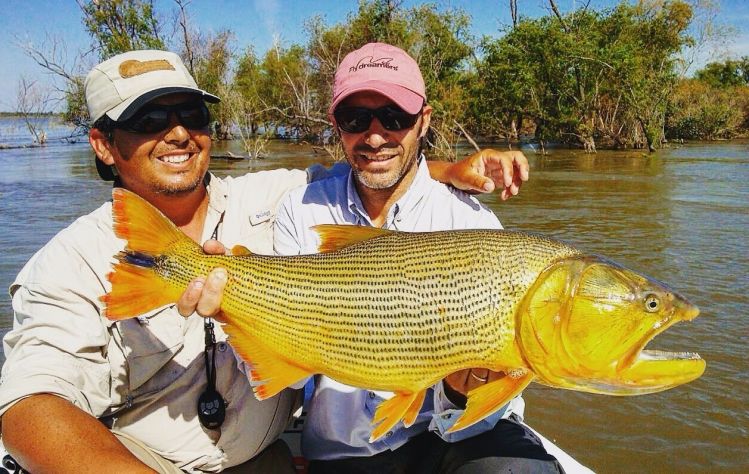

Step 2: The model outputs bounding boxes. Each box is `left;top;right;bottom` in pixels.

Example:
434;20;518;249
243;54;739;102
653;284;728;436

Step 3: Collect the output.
102;188;200;320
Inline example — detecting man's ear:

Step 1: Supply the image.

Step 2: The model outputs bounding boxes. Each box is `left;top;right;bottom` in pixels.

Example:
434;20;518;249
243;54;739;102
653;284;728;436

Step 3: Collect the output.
89;128;116;166
418;105;433;138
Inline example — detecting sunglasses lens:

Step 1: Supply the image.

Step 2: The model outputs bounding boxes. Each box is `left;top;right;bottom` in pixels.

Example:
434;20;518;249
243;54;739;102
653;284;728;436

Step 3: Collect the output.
335;106;418;133
119;103;210;133
334;108;371;133
124;110;169;134
378;106;418;131
179;105;211;129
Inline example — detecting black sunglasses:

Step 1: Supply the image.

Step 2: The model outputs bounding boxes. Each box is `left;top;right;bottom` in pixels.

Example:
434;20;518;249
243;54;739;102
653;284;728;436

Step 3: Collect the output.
334;105;420;134
117;101;211;134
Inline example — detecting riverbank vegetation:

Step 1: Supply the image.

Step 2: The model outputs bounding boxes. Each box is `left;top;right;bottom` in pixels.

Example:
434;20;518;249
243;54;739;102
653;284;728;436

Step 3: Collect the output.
13;0;749;157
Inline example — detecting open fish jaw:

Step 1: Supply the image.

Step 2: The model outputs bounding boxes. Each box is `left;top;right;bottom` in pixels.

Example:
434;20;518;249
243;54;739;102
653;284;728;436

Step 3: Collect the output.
615;313;706;394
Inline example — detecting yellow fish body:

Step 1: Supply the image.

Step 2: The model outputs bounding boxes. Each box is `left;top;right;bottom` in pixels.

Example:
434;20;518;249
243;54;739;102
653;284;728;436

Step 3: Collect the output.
104;189;705;441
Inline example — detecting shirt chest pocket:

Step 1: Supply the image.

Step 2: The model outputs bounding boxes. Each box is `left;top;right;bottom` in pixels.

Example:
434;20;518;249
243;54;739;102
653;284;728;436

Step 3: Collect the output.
117;308;187;396
238;211;275;255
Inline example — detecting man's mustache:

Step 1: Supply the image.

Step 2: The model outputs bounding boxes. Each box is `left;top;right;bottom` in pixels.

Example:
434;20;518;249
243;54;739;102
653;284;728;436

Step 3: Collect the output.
354;144;398;153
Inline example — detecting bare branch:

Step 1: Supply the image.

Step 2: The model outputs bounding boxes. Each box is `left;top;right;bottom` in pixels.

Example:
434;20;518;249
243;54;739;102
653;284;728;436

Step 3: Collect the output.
452;120;480;152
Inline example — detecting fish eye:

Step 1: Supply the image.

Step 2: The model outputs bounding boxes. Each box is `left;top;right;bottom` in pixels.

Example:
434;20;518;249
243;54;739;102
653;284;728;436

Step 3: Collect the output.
644;293;660;313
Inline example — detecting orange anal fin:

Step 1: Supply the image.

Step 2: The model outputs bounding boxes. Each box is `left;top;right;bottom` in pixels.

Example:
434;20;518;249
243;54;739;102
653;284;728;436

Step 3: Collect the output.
223;323;311;400
447;371;534;433
370;390;426;442
402;389;427;428
101;260;182;320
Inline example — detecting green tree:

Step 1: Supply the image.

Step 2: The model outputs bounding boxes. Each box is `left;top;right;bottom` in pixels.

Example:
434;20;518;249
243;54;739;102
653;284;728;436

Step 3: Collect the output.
695;58;749;88
78;0;164;59
666;79;747;139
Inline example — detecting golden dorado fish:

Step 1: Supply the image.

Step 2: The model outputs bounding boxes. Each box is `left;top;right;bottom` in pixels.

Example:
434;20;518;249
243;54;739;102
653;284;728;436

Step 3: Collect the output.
103;188;705;441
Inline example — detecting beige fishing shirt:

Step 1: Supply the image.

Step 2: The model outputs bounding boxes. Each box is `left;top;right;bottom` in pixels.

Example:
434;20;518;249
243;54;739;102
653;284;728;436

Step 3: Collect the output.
0;170;308;472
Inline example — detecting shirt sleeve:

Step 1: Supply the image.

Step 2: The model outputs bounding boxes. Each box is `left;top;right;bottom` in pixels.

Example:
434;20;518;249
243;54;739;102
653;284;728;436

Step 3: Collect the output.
273;192;304;257
0;234;113;418
306;162;351;183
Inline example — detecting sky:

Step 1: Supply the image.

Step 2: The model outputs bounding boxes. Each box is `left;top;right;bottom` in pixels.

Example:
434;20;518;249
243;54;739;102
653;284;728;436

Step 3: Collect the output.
1;0;748;112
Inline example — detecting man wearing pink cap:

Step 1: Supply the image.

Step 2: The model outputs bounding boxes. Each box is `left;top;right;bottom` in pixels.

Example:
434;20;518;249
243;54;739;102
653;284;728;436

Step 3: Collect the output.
272;43;574;473
0;49;529;474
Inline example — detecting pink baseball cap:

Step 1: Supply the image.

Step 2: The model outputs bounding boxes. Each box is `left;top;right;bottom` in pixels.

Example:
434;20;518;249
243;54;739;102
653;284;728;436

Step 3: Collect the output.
329;42;426;117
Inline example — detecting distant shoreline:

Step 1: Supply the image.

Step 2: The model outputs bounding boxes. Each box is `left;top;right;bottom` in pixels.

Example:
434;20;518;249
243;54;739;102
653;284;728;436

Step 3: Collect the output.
0;112;61;118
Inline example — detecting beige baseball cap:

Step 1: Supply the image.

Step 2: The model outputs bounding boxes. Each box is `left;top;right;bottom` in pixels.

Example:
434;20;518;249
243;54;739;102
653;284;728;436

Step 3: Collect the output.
85;49;220;123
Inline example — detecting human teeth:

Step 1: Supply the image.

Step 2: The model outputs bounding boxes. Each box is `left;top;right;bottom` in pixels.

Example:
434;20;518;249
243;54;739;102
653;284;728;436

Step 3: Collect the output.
162;154;190;164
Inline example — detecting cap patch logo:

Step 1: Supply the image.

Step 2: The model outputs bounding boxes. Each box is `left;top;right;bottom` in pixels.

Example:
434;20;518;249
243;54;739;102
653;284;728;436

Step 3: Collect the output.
349;56;398;73
119;59;175;79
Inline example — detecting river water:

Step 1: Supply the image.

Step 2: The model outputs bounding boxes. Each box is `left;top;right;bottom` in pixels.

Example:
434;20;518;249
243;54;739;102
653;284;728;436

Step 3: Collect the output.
0;124;746;472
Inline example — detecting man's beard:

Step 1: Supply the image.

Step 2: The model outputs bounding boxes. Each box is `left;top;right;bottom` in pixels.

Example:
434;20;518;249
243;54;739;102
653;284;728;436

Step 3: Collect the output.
352;143;419;190
155;172;205;196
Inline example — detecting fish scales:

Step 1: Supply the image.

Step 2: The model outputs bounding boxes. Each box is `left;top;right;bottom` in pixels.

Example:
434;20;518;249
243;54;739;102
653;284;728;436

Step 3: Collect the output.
175;230;580;391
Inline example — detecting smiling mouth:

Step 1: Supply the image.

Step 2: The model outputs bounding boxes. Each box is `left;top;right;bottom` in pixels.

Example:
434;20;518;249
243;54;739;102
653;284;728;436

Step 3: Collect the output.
360;153;397;162
159;153;192;164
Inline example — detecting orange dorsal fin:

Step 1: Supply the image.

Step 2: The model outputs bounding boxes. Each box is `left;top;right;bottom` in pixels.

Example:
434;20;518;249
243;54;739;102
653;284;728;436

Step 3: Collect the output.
103;189;199;320
231;244;252;256
447;371;534;433
312;224;393;253
370;389;427;442
223;322;312;400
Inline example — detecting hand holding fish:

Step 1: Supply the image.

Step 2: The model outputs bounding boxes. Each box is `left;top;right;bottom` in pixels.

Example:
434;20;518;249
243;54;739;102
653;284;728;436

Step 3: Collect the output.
177;239;228;318
177;267;228;319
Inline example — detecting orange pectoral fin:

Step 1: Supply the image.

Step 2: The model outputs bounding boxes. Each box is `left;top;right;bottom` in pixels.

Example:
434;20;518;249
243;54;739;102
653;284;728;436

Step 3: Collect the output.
447;370;534;433
223;323;311;400
370;389;427;442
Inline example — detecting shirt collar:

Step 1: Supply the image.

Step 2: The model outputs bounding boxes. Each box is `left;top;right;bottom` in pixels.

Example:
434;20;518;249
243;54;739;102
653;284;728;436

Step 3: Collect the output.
345;154;430;229
202;172;228;242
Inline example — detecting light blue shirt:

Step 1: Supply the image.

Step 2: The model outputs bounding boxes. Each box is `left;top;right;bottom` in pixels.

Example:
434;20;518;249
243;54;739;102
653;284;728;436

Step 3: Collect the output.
274;158;525;460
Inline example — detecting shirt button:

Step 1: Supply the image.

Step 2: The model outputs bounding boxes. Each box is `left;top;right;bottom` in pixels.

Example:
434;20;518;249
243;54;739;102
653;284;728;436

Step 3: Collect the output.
442;414;452;420
386;431;393;437
369;392;376;399
217;342;228;352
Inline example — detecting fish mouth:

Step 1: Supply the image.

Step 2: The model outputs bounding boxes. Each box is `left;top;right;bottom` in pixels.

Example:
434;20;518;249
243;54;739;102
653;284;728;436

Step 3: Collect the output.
614;306;705;395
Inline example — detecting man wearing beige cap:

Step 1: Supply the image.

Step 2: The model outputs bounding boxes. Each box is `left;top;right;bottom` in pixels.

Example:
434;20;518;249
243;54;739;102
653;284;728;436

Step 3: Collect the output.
0;49;527;473
272;42;579;473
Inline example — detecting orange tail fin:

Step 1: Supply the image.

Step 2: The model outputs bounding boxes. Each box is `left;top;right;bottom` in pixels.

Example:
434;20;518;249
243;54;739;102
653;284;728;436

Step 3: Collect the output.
102;188;199;320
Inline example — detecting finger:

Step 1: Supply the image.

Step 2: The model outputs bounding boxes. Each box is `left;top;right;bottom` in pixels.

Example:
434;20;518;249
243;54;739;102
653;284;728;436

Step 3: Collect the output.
469;369;490;386
486;370;506;383
500;158;514;189
203;239;227;255
195;268;228;317
176;277;206;317
513;153;530;182
479;176;495;193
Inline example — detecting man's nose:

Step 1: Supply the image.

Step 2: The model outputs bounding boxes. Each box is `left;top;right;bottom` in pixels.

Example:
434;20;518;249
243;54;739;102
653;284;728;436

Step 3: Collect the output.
364;118;388;148
163;114;190;144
